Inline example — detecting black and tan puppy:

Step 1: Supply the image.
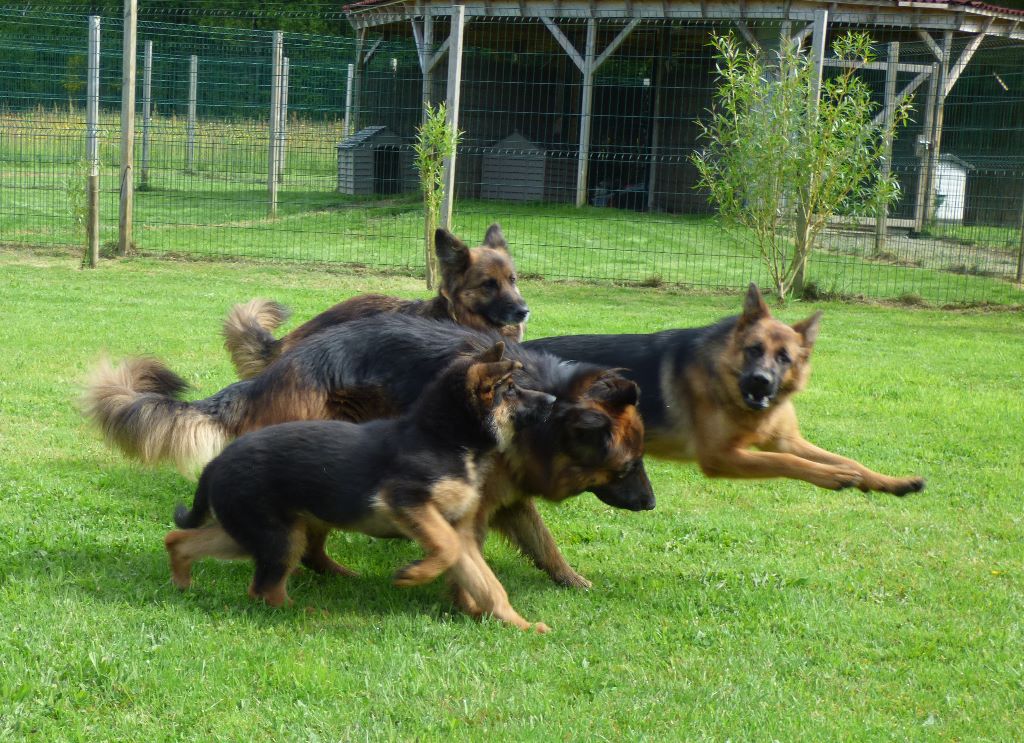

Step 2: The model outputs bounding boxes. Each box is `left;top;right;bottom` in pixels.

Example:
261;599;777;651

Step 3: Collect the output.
526;284;924;495
84;315;653;589
165;343;555;632
223;224;528;378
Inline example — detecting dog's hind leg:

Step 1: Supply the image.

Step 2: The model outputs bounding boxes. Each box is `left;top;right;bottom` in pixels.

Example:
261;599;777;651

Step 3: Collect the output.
301;523;359;577
390;504;463;588
490;499;591;589
247;522;307;607
164;526;248;589
448;524;549;633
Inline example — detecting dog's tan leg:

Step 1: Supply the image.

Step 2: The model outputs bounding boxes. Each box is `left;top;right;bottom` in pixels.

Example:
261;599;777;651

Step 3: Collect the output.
301;523;359;577
765;435;925;495
164;526;248;589
390;504;462;587
448;523;549;633
247;522;307;607
698;447;869;491
490;499;591;589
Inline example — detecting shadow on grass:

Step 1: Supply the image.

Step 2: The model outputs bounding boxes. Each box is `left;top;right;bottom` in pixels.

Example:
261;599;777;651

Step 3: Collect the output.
9;459;599;626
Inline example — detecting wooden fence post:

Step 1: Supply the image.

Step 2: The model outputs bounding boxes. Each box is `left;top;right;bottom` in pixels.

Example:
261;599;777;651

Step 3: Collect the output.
875;42;899;255
439;5;465;231
118;0;137;256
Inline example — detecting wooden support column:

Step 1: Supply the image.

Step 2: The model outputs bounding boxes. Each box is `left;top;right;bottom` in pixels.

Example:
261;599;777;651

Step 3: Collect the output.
118;0;137;256
808;9;828;115
440;4;465;231
413;14;436;123
924;31;952;225
647;28;670;212
540;16;640;208
793;8;828;295
912;62;939;232
351;29;365;136
875;42;899;255
85;16;101;268
576;19;597;208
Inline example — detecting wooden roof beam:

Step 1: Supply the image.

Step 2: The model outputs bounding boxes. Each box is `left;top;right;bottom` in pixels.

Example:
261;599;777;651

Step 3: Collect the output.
944;18;994;96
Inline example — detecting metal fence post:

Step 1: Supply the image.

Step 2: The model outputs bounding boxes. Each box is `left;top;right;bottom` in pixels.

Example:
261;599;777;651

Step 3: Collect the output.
344;63;355;138
141;39;152;189
277;56;289;184
186;54;197;172
85;16;101;268
875;42;899;255
118;0;137;256
268;30;283;215
439;5;465;231
1016;191;1024;284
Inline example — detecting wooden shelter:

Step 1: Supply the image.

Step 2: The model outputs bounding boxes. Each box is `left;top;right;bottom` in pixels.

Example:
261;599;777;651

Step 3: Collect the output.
343;0;1024;229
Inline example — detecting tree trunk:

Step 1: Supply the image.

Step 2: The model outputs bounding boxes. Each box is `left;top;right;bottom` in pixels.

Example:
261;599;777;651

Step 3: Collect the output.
424;208;437;290
790;208;812;297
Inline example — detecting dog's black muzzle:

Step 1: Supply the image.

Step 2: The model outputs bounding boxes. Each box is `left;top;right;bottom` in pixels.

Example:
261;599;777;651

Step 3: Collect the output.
489;299;530;327
514;388;557;429
591;461;656;511
739;370;779;411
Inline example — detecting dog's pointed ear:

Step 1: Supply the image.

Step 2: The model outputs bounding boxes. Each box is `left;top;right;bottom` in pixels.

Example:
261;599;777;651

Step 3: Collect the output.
483;223;508;252
435;229;471;273
474;341;505;365
738;283;770;327
792;311;822;349
587;371;639;410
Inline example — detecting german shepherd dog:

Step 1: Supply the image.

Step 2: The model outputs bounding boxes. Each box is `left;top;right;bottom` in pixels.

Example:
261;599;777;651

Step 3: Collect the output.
165;343;555;632
526;284;924;495
223;224;528;379
84;315;653;589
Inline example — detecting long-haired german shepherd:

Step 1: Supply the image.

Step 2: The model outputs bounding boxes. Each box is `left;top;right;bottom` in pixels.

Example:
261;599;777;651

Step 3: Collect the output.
223;224;528;379
84;315;653;589
165;343;554;632
525;284;924;496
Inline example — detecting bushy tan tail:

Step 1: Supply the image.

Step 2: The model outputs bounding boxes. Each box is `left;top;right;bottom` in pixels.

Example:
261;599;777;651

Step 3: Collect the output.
81;356;231;477
222;298;290;379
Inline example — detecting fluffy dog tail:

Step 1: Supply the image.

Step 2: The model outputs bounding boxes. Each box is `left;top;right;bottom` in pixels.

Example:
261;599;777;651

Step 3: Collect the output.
81;356;233;477
222;298;290;379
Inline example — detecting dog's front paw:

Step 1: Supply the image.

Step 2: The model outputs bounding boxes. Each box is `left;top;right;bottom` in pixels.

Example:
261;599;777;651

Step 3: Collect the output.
889;477;925;496
553;570;592;589
531;622;551;634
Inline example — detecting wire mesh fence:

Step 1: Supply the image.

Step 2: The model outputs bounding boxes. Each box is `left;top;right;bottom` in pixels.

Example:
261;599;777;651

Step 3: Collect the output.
2;4;1023;305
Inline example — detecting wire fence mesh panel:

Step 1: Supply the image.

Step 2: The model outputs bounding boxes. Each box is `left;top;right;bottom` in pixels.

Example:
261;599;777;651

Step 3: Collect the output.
1;4;1022;305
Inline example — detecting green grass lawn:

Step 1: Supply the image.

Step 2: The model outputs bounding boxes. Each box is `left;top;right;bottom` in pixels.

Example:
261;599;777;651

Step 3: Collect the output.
1;247;1022;739
3;109;1023;306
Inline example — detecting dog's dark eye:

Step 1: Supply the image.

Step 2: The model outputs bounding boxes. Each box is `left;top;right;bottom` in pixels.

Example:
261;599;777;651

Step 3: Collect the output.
777;349;792;365
509;274;517;285
744;344;763;359
482;278;499;291
618;460;638;478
